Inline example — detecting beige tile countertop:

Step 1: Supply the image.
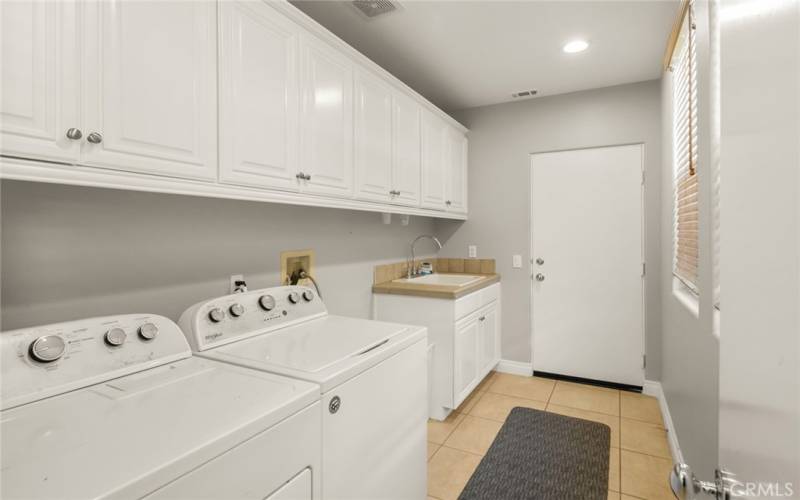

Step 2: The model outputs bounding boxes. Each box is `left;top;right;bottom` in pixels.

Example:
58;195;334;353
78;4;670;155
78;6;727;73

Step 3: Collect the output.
372;273;500;299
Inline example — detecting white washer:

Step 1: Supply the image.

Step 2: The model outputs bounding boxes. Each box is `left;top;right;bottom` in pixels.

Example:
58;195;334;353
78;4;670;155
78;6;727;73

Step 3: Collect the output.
1;313;322;500
179;285;428;500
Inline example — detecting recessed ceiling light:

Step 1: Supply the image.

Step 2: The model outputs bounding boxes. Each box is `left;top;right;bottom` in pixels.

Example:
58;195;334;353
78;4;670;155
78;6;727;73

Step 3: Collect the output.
563;40;589;54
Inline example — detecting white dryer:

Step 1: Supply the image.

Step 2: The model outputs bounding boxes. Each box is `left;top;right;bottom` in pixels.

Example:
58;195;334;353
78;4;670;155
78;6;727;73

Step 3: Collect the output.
179;285;428;500
1;314;322;500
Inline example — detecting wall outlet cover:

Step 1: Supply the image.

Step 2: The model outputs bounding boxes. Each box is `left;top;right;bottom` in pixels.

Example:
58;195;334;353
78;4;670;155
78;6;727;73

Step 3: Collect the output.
468;245;477;258
512;255;522;268
280;249;315;285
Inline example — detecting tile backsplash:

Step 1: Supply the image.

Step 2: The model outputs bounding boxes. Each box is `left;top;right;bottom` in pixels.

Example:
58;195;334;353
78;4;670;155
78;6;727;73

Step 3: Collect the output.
373;258;496;285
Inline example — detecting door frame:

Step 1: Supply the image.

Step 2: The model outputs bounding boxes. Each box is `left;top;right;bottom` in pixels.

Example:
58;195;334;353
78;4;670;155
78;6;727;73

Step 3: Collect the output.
528;142;647;386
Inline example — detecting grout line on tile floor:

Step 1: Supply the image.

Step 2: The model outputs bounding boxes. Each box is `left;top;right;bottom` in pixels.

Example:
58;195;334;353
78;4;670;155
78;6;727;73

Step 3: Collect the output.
439;444;486;458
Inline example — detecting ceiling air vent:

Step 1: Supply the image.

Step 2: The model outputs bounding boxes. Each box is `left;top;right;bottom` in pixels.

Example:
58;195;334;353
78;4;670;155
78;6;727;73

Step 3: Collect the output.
512;89;539;99
511;89;539;99
351;0;402;19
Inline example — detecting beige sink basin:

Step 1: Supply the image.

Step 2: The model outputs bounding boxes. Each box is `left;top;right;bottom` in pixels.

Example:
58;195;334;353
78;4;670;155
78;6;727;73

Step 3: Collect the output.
392;274;484;287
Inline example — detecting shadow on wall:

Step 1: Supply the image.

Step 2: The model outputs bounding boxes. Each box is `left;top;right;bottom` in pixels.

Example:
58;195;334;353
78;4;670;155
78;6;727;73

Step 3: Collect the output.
0;180;438;329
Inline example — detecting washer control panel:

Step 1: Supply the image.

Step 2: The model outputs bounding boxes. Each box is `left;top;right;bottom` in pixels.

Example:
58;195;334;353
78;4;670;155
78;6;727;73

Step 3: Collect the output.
179;286;327;352
1;314;191;410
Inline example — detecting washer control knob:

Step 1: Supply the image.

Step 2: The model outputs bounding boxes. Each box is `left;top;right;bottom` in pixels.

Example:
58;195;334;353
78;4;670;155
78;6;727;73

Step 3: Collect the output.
302;290;314;302
138;323;158;340
288;292;300;304
208;308;225;323
105;327;127;346
29;335;66;363
259;295;276;311
229;303;245;317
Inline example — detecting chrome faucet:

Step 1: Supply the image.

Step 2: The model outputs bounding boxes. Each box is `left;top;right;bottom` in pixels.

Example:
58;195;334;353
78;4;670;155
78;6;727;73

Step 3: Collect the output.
408;235;443;279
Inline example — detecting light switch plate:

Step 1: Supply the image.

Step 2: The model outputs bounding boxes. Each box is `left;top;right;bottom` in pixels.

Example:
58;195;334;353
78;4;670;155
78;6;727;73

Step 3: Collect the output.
468;245;477;258
512;255;522;268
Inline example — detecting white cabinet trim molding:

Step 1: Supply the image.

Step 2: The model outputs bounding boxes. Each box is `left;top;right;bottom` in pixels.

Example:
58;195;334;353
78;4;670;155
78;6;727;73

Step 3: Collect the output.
0;156;468;220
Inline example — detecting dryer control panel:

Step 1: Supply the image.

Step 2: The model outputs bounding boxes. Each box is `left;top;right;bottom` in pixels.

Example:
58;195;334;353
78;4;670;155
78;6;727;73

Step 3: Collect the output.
0;314;191;410
178;286;328;352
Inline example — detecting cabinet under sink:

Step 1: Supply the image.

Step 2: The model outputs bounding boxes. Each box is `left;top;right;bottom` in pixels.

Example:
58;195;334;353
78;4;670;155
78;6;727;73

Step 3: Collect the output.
374;282;500;420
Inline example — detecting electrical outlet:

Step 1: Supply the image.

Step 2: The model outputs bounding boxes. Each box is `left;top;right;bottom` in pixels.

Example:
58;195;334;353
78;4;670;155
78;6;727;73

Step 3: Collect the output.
512;255;522;268
281;249;315;285
468;245;477;258
229;274;245;294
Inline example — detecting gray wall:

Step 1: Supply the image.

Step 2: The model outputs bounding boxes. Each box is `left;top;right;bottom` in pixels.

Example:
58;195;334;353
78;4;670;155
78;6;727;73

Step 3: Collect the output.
658;0;719;479
0;180;436;330
436;80;663;379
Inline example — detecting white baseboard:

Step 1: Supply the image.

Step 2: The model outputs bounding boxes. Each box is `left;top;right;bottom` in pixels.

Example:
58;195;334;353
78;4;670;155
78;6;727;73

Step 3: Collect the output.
644;380;683;464
495;359;534;376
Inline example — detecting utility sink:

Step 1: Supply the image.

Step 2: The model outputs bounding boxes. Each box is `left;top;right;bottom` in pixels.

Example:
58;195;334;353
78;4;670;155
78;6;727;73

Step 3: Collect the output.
392;274;484;287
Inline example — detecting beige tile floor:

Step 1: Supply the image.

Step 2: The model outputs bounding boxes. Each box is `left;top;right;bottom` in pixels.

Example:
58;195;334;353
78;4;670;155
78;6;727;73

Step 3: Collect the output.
427;371;674;500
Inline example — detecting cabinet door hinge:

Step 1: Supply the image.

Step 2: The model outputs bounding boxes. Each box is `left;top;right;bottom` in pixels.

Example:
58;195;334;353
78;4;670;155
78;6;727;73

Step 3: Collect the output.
643;354;647;369
641;170;646;185
641;262;646;277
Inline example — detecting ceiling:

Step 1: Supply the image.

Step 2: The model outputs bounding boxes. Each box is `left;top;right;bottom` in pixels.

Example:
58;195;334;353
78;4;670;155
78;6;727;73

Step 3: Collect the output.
290;1;680;111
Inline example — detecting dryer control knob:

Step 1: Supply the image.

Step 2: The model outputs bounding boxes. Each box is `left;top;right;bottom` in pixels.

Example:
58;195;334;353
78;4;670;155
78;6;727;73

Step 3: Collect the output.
302;290;314;302
259;295;276;311
208;308;225;323
229;303;245;317
288;292;300;304
105;327;127;346
138;323;158;340
29;335;66;363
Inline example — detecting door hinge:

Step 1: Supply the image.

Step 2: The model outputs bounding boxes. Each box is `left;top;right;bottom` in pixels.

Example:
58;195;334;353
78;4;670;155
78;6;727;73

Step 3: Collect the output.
643;354;647;369
641;262;646;277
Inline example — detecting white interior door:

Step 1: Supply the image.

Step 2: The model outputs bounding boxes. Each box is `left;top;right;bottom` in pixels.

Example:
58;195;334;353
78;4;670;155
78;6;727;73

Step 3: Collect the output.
531;144;644;387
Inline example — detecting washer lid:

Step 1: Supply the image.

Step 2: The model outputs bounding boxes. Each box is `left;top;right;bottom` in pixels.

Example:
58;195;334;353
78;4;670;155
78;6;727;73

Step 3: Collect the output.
0;357;319;500
219;316;413;373
204;315;427;392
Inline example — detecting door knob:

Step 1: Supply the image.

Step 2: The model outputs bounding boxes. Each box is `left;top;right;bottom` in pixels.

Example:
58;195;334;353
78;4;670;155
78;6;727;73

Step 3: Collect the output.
86;132;103;144
65;128;82;140
535;273;545;282
536;258;544;265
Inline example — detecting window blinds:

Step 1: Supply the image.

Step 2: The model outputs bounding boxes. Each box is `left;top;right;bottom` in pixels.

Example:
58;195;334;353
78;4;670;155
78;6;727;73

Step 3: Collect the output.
672;5;699;293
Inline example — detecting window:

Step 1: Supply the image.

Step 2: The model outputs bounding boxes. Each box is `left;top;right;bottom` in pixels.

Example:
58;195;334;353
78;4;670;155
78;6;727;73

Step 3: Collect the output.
671;2;699;294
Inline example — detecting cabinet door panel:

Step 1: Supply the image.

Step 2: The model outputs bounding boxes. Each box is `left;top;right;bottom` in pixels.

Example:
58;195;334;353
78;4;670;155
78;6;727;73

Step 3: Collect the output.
354;70;392;202
0;0;78;163
447;130;468;213
453;318;479;408
420;112;447;209
392;93;421;206
82;0;217;180
218;1;300;191
299;35;353;198
479;304;499;375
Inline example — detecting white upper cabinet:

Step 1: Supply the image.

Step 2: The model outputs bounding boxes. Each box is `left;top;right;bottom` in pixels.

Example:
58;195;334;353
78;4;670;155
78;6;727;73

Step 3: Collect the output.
0;1;79;163
81;0;217;180
446;129;468;214
299;34;354;199
218;1;300;192
391;92;422;207
354;69;393;202
420;111;447;209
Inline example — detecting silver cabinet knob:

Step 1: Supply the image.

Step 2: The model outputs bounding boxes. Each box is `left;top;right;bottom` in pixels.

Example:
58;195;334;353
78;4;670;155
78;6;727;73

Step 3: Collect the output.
296;172;305;180
535;273;545;282
105;327;127;346
304;174;312;181
536;258;544;265
138;322;158;340
65;128;82;140
445;200;452;206
86;132;103;144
